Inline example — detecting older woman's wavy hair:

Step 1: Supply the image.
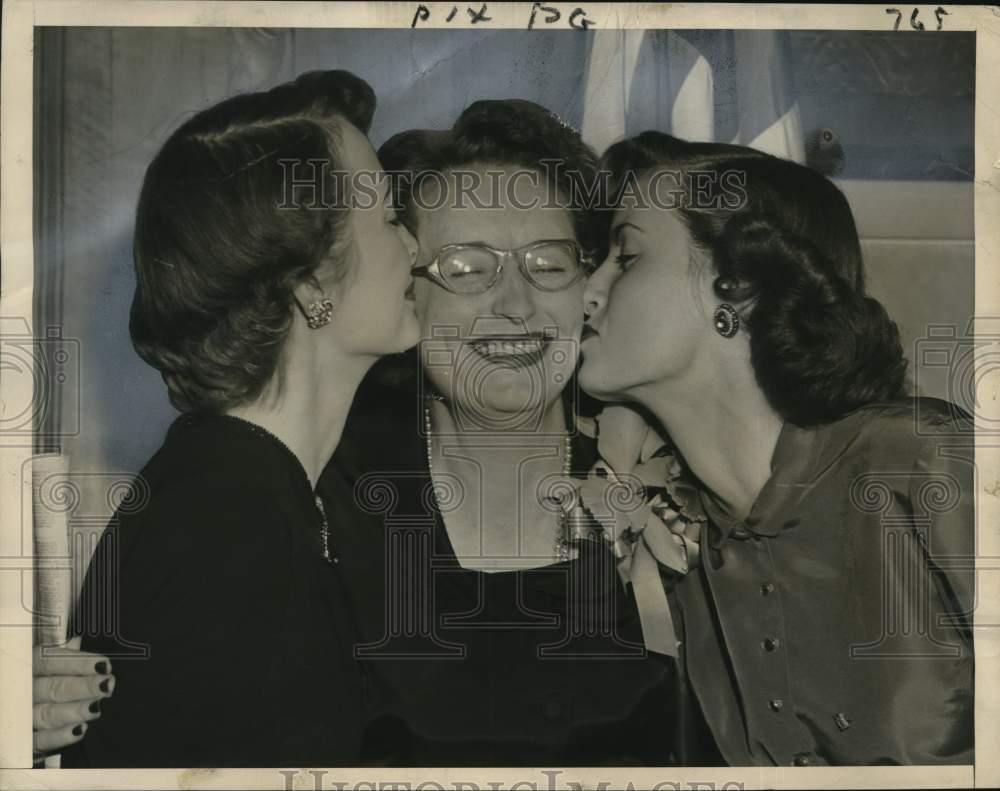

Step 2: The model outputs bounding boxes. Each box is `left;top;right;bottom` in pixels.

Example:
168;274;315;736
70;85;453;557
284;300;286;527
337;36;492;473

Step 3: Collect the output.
130;70;375;413
601;132;908;426
379;99;603;257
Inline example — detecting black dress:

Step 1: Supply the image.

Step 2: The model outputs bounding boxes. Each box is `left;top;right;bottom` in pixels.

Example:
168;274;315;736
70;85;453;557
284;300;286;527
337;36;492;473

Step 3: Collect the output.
318;374;719;766
62;413;371;767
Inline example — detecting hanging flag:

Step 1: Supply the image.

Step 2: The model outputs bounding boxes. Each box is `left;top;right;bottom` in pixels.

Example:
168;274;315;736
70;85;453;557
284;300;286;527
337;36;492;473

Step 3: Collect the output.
581;29;804;162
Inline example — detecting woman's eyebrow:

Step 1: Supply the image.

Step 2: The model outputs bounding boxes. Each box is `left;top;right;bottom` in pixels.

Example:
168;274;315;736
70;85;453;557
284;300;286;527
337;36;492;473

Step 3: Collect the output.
609;221;644;242
444;240;490;247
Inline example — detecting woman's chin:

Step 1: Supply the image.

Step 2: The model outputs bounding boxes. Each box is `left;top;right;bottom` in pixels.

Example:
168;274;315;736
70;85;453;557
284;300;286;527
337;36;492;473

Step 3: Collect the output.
451;381;555;426
578;362;618;403
393;312;423;353
576;358;598;393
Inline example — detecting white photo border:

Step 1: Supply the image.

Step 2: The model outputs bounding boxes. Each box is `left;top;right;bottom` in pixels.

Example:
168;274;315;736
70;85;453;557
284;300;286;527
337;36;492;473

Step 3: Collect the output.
1;2;997;789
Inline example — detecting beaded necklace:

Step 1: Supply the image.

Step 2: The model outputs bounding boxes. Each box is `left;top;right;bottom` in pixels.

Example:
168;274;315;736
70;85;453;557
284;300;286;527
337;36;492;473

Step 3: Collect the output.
422;403;574;563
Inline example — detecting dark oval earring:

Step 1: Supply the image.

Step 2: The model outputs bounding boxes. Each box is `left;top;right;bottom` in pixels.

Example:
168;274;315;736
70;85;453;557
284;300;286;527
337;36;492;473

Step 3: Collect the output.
713;303;740;338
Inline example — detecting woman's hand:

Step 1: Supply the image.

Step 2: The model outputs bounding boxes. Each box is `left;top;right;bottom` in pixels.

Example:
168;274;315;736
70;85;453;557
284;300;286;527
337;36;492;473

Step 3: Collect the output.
33;637;115;757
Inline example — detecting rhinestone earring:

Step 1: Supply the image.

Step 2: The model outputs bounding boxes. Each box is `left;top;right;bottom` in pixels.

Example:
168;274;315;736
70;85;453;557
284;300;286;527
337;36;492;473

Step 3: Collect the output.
713;303;740;338
305;298;334;330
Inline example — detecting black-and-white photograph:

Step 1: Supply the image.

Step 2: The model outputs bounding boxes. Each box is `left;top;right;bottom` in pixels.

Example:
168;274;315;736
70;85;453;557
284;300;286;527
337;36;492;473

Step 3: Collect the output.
2;2;998;789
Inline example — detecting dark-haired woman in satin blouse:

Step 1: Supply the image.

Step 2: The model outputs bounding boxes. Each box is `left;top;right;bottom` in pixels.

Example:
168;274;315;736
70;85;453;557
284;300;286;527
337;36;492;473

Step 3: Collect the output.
578;132;974;765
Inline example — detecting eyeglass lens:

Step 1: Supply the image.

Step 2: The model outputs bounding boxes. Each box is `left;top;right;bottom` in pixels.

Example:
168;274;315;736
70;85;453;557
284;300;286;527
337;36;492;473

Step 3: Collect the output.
437;243;580;293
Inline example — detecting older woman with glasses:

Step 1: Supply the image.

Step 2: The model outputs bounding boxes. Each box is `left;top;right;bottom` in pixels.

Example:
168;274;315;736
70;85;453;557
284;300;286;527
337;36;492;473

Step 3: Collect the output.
316;100;714;766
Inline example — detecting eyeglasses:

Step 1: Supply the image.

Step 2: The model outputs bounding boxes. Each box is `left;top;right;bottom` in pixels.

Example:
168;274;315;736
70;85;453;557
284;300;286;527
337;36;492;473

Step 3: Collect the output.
412;239;593;296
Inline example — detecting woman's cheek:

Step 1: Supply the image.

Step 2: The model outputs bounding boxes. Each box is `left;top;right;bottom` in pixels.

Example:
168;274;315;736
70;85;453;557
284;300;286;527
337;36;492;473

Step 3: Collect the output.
602;281;626;340
553;288;586;341
413;285;437;334
611;285;650;351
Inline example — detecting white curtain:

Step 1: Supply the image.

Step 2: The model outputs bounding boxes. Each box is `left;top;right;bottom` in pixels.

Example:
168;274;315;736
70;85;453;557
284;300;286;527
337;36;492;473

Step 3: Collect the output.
582;30;804;159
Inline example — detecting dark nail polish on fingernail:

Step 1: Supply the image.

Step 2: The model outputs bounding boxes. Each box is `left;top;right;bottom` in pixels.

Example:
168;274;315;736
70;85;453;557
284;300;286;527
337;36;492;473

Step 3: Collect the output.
72;725;84;736
95;661;109;675
89;700;101;714
99;679;111;693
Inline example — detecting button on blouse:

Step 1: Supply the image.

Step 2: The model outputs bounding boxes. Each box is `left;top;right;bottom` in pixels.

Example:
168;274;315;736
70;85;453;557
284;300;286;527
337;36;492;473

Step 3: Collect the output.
673;398;974;766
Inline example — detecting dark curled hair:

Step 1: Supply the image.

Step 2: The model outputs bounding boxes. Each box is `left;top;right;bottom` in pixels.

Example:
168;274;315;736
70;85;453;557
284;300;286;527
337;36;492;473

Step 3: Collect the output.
130;70;375;413
378;99;603;256
601;132;907;426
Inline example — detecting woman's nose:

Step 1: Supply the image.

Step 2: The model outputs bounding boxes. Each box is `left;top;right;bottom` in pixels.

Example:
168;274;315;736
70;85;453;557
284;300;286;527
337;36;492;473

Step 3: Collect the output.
583;261;610;320
400;223;419;265
492;258;537;320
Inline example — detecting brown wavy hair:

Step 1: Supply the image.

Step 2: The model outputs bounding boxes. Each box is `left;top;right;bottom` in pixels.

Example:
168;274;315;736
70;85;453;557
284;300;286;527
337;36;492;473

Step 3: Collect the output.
130;70;375;412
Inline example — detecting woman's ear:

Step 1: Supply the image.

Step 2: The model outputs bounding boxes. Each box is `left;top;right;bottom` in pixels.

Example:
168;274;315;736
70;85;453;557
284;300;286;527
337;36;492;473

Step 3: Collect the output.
712;274;755;307
294;274;325;305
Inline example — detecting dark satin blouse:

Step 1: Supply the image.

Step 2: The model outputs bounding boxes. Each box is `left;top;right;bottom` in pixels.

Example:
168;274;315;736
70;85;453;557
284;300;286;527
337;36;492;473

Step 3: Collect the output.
673;398;975;766
62;414;370;767
319;377;714;766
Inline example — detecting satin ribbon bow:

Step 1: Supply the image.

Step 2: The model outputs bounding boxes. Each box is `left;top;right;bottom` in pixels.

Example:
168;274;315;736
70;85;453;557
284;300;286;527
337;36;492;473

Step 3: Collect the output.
565;405;705;657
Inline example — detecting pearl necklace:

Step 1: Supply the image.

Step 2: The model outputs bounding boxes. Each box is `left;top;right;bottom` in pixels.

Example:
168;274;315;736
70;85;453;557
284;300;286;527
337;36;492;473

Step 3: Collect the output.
423;403;574;563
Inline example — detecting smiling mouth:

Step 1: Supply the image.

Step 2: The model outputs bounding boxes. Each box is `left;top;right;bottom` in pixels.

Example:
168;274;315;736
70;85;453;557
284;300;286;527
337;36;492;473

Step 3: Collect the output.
467;336;548;367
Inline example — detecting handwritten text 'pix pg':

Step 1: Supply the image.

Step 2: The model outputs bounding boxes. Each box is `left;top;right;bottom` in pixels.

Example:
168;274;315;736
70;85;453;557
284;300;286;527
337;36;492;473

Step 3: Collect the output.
412;3;595;30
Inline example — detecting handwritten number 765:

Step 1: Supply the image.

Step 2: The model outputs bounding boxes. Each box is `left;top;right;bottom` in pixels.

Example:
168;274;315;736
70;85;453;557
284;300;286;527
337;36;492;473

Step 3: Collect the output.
886;7;950;31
